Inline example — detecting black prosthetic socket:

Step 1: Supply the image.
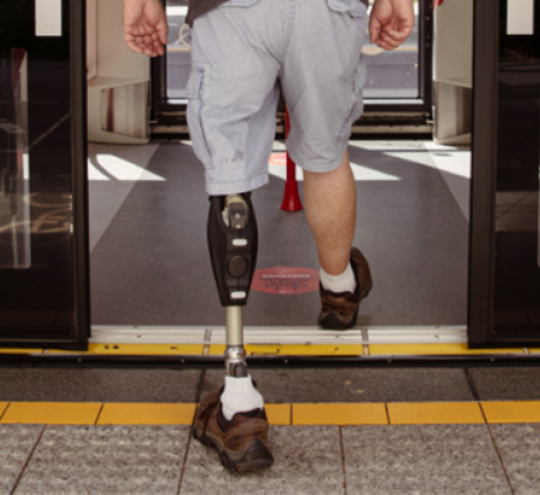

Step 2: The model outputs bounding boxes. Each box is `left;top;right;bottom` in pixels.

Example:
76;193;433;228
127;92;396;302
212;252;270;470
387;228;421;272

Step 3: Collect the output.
207;193;258;307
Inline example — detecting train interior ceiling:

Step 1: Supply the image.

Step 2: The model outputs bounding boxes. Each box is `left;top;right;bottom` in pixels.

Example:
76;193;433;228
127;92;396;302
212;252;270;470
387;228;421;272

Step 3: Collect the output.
83;0;476;351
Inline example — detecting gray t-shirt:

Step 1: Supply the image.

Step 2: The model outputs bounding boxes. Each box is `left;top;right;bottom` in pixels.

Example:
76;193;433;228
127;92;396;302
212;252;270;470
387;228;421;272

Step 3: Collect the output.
187;0;369;26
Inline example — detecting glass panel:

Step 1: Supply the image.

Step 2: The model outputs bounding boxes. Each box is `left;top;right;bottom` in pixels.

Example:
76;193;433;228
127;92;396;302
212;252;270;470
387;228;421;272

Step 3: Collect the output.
164;0;421;100
363;0;420;98
492;0;540;338
0;49;31;269
0;37;76;339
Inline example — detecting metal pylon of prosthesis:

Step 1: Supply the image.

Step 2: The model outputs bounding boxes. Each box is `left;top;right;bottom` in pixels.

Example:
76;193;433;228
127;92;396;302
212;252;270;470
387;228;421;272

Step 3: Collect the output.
225;306;247;377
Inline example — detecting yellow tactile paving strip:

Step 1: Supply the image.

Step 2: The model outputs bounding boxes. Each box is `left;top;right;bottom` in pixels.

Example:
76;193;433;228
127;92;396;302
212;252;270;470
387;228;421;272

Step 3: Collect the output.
2;401;540;425
0;402;8;421
2;402;103;425
387;402;485;425
293;403;387;425
97;403;197;425
481;401;540;424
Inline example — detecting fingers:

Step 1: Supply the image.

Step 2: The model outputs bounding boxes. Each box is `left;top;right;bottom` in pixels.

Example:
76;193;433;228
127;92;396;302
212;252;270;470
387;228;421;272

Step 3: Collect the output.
369;0;415;50
377;28;401;49
157;21;169;46
126;32;163;57
123;0;167;57
368;16;382;44
387;24;413;42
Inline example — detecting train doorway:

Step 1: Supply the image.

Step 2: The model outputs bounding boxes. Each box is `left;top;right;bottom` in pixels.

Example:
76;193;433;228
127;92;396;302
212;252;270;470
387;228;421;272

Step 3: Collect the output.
86;0;470;356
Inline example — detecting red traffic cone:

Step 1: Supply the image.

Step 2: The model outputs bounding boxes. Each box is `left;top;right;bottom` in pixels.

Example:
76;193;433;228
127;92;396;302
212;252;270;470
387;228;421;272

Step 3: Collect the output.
280;108;303;212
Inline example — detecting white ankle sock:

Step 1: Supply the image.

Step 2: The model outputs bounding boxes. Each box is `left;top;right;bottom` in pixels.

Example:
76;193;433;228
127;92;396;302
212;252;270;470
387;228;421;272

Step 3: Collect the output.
220;375;264;421
320;263;357;293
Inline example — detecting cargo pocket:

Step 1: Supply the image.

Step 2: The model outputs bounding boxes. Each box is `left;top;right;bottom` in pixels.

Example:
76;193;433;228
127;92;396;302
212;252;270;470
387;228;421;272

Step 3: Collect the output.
186;66;212;166
326;0;367;18
338;58;367;141
351;58;367;123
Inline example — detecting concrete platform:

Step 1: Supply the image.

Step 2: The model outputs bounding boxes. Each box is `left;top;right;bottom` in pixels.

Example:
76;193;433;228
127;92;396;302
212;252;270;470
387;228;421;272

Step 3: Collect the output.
3;405;540;494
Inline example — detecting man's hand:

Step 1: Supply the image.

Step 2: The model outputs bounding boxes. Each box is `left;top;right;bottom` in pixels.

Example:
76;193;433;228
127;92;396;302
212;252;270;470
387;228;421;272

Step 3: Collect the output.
123;0;168;57
369;0;415;51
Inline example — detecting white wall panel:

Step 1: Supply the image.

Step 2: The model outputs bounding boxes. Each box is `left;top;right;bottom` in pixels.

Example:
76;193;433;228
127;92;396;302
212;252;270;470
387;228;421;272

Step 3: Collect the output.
35;0;62;37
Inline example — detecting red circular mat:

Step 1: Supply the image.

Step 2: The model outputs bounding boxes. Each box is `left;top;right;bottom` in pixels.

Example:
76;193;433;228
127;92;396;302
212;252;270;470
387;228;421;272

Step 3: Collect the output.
251;267;320;294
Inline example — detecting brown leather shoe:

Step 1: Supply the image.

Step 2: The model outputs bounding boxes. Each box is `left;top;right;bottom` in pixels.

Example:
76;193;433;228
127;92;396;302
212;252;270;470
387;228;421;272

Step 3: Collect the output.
193;388;274;472
318;247;373;330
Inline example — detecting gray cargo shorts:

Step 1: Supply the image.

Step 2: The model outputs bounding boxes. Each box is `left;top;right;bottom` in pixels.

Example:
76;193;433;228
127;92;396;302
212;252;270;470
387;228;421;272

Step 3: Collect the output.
186;0;368;195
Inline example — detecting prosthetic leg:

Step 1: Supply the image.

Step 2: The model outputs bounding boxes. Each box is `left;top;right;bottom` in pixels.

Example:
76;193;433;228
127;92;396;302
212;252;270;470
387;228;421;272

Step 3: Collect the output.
192;194;273;472
207;193;258;377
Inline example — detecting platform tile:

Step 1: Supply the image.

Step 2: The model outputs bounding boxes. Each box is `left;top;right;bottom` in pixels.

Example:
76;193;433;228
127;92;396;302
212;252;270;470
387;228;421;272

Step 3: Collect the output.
491;423;540;494
342;425;511;494
180;426;344;494
14;425;190;494
0;424;43;494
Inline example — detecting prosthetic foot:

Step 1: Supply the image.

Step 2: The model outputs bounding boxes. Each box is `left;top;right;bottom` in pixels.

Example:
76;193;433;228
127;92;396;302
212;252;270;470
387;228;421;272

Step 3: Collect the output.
193;193;273;472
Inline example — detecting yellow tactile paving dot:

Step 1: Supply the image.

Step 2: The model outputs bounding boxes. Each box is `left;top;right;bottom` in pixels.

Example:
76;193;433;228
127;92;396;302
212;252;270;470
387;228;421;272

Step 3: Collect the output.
1;402;102;425
292;403;388;425
97;403;196;425
369;344;524;355
387;402;485;425
265;404;291;425
0;402;8;420
45;344;204;356
481;401;540;423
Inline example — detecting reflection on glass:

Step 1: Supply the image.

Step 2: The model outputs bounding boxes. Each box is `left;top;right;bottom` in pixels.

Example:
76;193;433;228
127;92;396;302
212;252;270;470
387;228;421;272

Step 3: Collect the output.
164;0;420;100
0;48;31;269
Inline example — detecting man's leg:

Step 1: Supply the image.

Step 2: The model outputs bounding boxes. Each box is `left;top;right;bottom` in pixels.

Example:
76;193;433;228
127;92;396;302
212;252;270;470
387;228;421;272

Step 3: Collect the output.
279;0;372;329
187;0;288;473
303;150;356;277
304;150;372;329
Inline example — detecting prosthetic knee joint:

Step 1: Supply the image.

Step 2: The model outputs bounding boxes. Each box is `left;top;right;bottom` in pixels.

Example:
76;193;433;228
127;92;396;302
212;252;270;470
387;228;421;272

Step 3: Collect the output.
207;193;258;377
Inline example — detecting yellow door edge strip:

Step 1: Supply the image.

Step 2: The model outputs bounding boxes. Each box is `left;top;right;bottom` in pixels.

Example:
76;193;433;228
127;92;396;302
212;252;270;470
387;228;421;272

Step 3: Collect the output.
1;342;531;357
369;344;528;356
45;344;205;356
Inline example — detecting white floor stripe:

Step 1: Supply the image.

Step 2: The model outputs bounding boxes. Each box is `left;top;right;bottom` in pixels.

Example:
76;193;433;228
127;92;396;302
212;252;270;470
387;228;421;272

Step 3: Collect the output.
90;326;468;345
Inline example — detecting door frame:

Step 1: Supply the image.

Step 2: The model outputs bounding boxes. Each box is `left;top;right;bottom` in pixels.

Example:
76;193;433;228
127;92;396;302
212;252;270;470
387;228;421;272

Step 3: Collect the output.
0;0;90;350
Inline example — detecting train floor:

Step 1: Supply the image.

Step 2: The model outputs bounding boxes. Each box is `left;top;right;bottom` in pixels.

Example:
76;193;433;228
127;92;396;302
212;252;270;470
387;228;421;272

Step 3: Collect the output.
88;139;470;328
1;365;540;493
